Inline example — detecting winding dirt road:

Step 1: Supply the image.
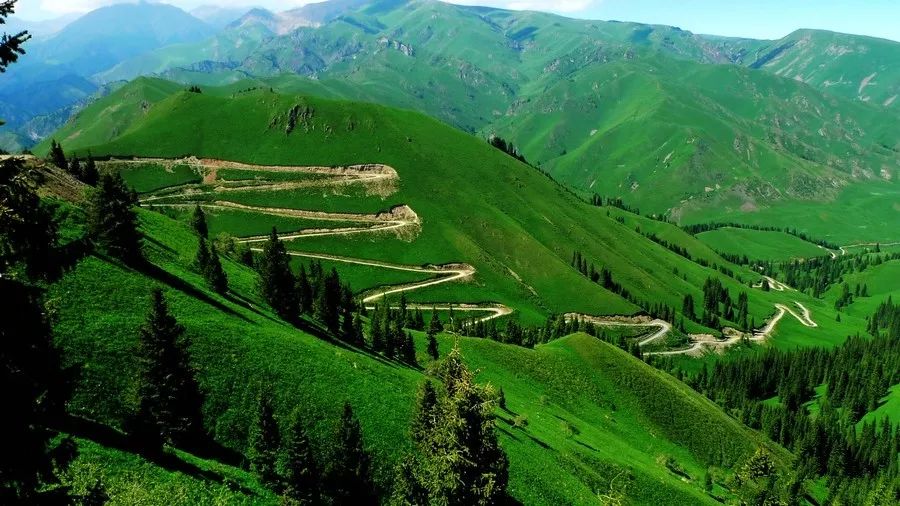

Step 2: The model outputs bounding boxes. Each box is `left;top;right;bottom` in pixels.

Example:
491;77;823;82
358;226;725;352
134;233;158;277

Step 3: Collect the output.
126;158;511;324
567;298;817;357
839;242;900;256
125;156;834;343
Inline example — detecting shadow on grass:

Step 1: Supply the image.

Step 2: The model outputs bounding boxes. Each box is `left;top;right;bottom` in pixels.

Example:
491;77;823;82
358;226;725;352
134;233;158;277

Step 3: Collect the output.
573;439;598;453
134;260;253;323
58;415;256;496
223;291;280;323
292;315;415;370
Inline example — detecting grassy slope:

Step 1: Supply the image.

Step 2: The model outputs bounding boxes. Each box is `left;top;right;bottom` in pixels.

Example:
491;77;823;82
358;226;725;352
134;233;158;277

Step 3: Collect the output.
696;228;828;261
748;29;900;108
86;1;899;246
490;54;899;244
41;81;793;332
48;202;787;504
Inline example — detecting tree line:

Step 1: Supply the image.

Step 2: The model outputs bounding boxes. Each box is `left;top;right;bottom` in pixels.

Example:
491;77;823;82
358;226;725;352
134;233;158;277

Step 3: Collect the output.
486;134;528;164
680;300;900;504
570;250;678;327
453;313;648;358
681;221;840;250
49;140;102;186
758;250;900;298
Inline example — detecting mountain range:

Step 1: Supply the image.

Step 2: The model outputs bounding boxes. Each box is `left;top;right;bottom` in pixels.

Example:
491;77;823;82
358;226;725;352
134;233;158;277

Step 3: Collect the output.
10;0;895;239
4;1;900;504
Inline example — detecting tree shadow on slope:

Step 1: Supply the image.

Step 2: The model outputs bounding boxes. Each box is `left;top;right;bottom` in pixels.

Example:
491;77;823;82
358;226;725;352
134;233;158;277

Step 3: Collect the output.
57;415;257;496
130;259;254;323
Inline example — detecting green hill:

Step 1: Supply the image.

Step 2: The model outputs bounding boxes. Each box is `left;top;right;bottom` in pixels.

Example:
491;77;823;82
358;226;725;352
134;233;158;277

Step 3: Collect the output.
36;80;730;326
75;0;899;245
745;29;900;108
44;175;787;504
42;79;869;346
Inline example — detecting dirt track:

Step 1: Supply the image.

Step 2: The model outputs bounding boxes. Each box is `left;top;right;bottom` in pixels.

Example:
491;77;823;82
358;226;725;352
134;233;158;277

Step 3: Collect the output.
136;158;510;324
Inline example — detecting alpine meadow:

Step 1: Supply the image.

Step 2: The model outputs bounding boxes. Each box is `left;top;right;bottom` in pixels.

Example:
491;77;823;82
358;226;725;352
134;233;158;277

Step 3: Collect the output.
1;0;898;505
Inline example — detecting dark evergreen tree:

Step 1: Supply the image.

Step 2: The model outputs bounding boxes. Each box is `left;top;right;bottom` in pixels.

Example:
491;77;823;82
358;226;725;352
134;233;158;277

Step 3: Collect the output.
248;388;281;489
257;228;298;322
401;331;417;365
87;171;141;262
194;236;211;273
81;155;99;186
0;8;75;501
327;403;375;503
315;268;342;333
370;304;386;352
682;294;696;321
190;205;208;238
410;381;438;445
428;309;443;334
196;237;227;294
0;279;75;503
67;156;82;180
205;245;228;295
280;408;319;504
394;345;509;504
48;139;66;170
295;264;312;315
0;157;61;279
127;289;205;450
340;285;358;344
426;329;439;361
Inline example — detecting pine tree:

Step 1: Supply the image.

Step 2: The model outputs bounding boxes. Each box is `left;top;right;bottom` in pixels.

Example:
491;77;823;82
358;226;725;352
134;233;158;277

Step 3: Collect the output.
395;344;509;504
0;10;76;501
190;205;208;238
401;330;417;365
67;156;82;180
128;289;205;450
257;228;298;322
1;157;61;279
82;156;99;186
370;304;385;352
49;139;66;170
316;268;341;333
352;313;365;346
87;171;142;262
411;381;438;444
249;388;281;488
426;330;439;361
205;246;228;294
195;236;211;273
296;264;312;315
280;408;319;504
428;309;443;334
197;237;227;294
327;402;375;503
0;279;75;503
340;285;358;344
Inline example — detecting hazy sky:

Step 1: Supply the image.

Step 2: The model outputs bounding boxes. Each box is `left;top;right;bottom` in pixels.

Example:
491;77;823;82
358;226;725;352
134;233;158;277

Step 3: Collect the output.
13;0;900;42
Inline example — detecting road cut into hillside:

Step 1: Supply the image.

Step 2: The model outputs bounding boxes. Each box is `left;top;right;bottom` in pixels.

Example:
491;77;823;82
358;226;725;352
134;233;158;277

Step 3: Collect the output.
567;301;817;357
134;158;511;324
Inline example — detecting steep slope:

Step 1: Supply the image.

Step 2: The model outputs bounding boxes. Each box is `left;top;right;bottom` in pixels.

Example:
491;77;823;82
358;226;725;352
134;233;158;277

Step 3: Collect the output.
43;179;788;503
746;29;900;108
84;0;899;244
490;54;899;242
43;79;802;331
41;79;870;353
